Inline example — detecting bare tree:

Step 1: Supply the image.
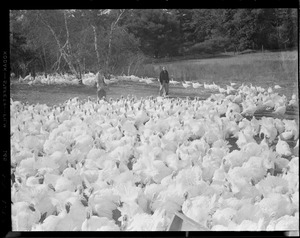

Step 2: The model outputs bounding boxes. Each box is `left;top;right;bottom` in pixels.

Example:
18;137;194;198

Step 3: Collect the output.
105;9;126;74
38;10;82;84
91;25;101;71
91;24;106;87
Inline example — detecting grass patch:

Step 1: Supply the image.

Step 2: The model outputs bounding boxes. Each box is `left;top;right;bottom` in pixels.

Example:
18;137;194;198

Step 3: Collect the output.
137;51;298;99
10;81;162;106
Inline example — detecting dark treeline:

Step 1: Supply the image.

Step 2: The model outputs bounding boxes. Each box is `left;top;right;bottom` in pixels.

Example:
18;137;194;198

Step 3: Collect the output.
10;9;297;79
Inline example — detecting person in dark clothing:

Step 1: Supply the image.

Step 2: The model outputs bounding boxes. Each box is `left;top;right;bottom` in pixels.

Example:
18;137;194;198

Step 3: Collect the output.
159;66;169;97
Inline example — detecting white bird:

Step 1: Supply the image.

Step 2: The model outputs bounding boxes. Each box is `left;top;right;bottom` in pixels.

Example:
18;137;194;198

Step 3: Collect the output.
256;174;289;197
182;194;216;228
203;82;209;89
192;82;202;89
184;80;193;84
134;110;150;129
259;117;278;143
293;140;299;156
212;207;237;227
273;105;286;116
272;215;299;230
218;87;227;94
182;82;191;89
125;212;166;231
88;188;120;219
263;99;275;109
33;202;79;231
288;94;298;107
276;137;292;157
81;212;120;231
226;85;235;94
235;218;265;231
273;118;285;135
12;202;41;231
145;78;154;84
223;150;247;171
169;79;180;85
274;85;281;89
241;102;257;116
282;119;299;140
258;193;295;219
232;93;242;104
24;74;32;81
267;87;273;94
280;130;294;141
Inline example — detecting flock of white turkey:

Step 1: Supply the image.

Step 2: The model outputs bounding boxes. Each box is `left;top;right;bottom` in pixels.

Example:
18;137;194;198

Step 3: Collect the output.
11;75;299;231
18;72;157;86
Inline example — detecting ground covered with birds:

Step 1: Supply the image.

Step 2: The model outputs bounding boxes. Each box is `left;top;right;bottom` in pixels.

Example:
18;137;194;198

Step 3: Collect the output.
10;77;299;231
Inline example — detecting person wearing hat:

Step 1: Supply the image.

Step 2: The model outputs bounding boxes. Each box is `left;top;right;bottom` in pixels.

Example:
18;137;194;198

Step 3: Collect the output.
159;66;170;97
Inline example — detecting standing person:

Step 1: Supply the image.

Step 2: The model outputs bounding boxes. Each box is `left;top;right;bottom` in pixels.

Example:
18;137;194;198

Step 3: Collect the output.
96;71;107;100
159;66;170;97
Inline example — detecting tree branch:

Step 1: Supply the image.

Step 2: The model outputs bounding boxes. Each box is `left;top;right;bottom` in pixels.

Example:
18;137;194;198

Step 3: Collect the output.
63;10;72;55
38;10;81;80
38;12;63;50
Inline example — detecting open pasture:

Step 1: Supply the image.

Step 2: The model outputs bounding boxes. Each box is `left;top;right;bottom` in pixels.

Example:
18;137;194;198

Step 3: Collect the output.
139;51;298;100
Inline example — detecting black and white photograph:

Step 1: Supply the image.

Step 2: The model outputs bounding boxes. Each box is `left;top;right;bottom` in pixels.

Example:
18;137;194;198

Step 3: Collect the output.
7;7;299;233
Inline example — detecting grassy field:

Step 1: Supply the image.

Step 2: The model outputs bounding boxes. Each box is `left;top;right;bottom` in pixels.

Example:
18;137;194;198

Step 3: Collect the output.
10;51;298;120
138;51;298;99
10;79;208;106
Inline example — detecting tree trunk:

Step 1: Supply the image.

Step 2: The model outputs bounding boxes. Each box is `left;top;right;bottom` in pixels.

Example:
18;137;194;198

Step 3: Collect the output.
127;61;133;76
105;9;125;74
63;11;72;56
63;11;82;84
83;57;86;74
42;44;48;78
31;65;36;79
75;59;83;84
78;65;82;80
92;25;101;71
62;52;80;79
105;26;113;73
234;46;238;55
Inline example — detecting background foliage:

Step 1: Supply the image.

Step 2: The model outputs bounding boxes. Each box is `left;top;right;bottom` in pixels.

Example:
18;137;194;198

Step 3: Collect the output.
10;9;298;78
